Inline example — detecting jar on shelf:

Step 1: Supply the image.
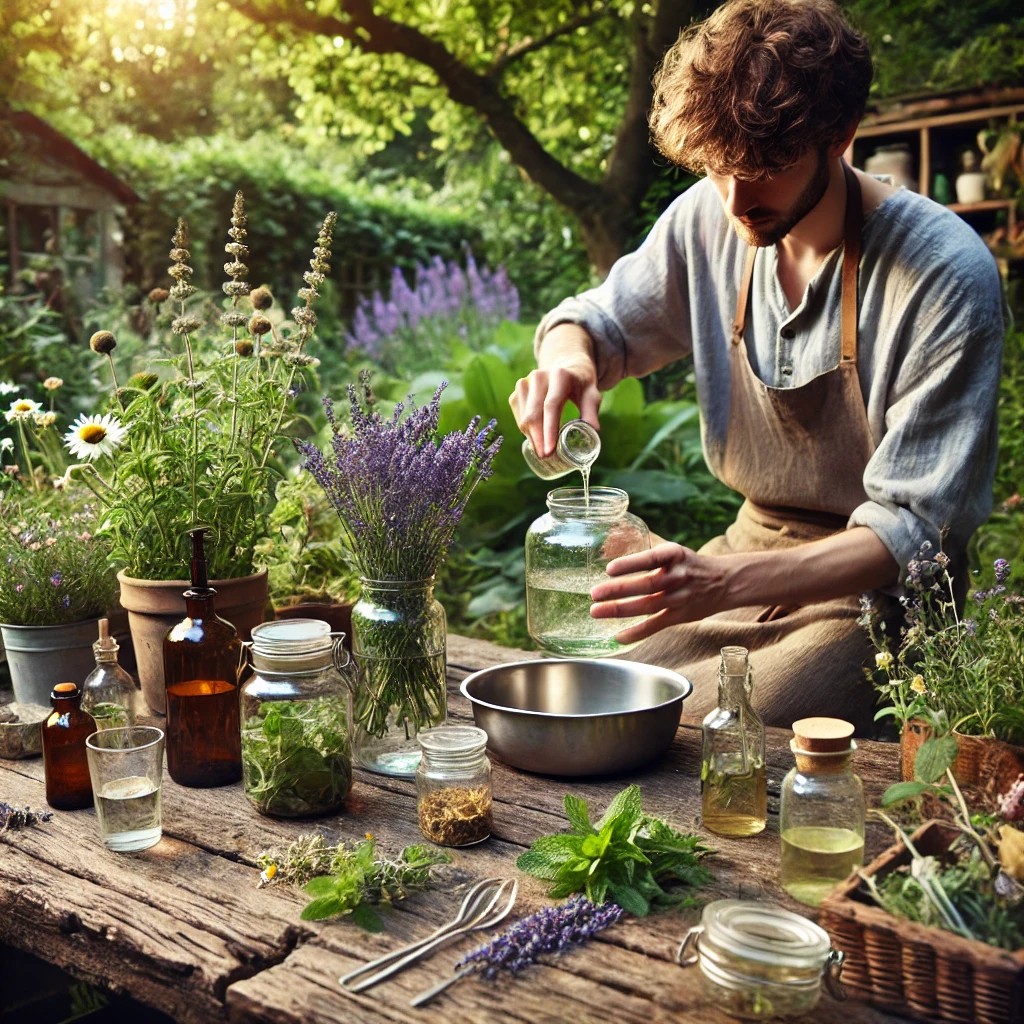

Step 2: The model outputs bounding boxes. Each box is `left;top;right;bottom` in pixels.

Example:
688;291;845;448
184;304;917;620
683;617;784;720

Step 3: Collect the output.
525;485;650;658
676;899;845;1020
522;419;601;480
779;717;865;908
864;143;916;190
415;724;492;846
240;618;354;818
955;149;988;203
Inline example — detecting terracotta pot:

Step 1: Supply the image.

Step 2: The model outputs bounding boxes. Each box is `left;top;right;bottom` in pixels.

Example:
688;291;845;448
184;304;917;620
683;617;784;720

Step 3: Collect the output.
900;718;1024;796
274;600;354;651
117;569;269;715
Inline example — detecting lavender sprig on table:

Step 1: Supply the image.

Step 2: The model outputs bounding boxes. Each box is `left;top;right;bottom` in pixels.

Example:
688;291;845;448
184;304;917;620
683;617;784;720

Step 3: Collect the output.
0;801;53;834
458;895;623;979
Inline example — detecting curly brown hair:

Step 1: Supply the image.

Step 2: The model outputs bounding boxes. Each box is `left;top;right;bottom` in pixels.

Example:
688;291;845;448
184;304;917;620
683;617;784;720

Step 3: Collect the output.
650;0;872;177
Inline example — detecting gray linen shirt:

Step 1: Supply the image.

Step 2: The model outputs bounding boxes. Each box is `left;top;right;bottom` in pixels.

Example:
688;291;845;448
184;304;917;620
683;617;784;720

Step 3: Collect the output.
536;177;1005;575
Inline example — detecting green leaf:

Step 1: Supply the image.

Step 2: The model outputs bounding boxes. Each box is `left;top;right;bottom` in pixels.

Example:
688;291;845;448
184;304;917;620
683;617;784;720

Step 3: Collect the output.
350;903;385;932
914;735;959;783
596;785;643;833
881;780;932;806
301;875;338;897
607;882;651;917
299;896;343;921
516;849;567;880
563;793;593;834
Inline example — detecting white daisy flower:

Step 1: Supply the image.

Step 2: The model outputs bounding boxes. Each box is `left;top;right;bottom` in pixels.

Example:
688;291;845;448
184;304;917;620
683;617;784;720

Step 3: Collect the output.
0;381;21;396
63;413;128;460
4;397;42;422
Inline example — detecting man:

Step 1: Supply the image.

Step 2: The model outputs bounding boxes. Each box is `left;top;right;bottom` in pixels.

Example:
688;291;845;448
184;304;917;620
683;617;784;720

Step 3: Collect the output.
509;0;1005;732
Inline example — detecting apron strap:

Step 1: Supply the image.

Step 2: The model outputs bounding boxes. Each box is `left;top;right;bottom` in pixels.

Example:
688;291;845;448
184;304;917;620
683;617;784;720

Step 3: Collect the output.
732;161;864;365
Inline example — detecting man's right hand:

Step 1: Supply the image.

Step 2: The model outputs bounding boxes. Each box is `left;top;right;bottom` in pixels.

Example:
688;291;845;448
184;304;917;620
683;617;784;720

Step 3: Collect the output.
509;323;602;457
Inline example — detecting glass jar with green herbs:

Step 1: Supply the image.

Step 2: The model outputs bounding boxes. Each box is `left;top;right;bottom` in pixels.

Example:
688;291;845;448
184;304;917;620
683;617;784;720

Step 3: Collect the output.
240;619;353;818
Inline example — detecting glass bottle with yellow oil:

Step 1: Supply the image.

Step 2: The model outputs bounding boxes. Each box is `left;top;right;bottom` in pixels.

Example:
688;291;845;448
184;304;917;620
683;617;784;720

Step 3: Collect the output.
700;646;767;836
779;717;865;906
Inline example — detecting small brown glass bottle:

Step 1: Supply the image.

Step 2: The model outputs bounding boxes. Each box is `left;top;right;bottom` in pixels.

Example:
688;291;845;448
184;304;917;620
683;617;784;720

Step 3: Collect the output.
42;682;96;810
163;528;244;788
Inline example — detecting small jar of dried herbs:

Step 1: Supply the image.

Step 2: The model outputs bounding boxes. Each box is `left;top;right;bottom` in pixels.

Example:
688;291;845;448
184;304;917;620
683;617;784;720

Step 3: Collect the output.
240;618;353;818
415;725;492;847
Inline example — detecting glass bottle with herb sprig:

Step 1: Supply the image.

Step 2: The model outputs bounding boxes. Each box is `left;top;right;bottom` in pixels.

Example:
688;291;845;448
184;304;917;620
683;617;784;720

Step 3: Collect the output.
163;528;244;788
81;617;136;732
42;682;96;810
700;646;767;837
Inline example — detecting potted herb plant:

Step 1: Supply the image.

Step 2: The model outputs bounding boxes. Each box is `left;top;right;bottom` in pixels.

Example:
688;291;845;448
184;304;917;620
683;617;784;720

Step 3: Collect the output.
64;193;336;712
0;494;119;705
864;545;1024;792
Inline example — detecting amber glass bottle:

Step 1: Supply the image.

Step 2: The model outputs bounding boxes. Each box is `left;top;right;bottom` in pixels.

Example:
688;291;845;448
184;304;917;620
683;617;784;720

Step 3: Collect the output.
163;528;244;787
42;682;96;810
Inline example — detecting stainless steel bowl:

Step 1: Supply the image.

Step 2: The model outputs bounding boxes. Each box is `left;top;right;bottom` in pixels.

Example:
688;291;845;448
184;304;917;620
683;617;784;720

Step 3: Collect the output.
459;658;692;777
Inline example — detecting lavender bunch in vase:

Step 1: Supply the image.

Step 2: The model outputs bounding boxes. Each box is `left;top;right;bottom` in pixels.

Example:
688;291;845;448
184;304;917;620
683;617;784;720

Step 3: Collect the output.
297;372;501;776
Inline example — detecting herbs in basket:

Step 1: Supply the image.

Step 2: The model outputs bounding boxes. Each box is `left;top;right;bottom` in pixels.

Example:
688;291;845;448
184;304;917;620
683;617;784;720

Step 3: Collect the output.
297;373;501;771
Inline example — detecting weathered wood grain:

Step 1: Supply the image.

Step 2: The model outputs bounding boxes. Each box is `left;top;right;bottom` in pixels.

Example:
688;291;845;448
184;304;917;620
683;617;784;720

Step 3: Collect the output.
1;634;905;1024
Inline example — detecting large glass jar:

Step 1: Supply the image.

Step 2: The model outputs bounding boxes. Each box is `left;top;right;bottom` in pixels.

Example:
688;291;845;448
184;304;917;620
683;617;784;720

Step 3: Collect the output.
779;717;865;907
415;724;492;847
525;486;650;657
240;618;354;818
351;578;447;778
676;899;844;1019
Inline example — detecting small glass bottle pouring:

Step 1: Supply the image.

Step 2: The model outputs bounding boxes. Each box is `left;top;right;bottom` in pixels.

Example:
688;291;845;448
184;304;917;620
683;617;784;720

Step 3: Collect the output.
779;717;865;907
700;646;767;837
81;617;136;731
163;528;244;788
522;419;601;480
42;682;96;810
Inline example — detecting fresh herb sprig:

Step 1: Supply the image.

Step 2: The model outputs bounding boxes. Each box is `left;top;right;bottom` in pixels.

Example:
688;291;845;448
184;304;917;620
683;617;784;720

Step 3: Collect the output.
516;785;713;915
257;833;450;931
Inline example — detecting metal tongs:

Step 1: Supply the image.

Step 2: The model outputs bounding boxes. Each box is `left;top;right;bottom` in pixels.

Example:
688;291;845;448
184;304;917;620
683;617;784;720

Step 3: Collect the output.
339;876;518;993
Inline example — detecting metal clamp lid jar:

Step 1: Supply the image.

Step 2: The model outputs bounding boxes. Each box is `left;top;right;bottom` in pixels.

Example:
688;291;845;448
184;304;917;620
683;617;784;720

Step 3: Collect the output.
240;618;353;818
676;899;844;1020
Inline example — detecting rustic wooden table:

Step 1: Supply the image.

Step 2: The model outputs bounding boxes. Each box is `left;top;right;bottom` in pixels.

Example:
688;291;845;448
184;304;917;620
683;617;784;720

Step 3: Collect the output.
0;635;908;1023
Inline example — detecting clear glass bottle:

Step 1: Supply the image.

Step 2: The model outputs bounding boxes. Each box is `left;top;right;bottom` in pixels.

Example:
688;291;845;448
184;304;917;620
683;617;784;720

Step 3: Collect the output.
81;617;137;732
521;418;601;481
676;899;844;1020
701;646;767;837
163;528;244;788
351;577;447;778
780;717;865;907
240;618;353;818
42;682;96;810
525;485;650;658
415;724;492;846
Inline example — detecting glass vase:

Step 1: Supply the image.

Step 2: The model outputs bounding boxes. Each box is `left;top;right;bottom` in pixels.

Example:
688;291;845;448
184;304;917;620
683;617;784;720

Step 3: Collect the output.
351;578;447;777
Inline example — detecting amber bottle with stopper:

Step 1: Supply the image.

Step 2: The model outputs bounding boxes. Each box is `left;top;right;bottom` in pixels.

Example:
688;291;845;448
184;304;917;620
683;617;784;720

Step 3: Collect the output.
779;717;865;907
42;682;96;810
163;528;244;787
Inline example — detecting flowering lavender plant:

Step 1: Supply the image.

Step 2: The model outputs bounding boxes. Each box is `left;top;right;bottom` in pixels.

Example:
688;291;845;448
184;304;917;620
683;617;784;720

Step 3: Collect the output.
297;373;502;582
64;193;336;580
864;545;1024;744
344;252;519;374
297;373;501;747
0;496;118;626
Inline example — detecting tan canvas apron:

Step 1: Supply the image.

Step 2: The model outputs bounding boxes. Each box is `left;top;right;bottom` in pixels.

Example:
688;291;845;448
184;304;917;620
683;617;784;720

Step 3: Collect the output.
629;165;884;735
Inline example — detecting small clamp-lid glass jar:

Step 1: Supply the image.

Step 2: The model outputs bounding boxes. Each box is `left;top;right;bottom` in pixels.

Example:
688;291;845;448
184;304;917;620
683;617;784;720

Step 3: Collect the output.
676;899;844;1020
415;724;492;846
525;485;650;657
240;618;353;818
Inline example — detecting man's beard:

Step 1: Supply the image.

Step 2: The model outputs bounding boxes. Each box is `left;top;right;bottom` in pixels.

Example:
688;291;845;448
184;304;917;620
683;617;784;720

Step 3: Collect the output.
732;149;831;247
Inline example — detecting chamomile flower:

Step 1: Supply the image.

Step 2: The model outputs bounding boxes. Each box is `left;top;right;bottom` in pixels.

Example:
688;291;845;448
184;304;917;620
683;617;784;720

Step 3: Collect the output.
4;398;42;423
63;413;127;461
910;674;927;694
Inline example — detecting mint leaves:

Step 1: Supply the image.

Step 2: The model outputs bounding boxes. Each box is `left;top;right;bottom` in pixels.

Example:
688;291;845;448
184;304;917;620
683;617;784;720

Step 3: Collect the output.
516;785;713;915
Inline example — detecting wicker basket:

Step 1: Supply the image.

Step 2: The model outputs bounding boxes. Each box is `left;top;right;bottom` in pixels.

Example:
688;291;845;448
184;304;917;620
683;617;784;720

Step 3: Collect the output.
819;821;1024;1024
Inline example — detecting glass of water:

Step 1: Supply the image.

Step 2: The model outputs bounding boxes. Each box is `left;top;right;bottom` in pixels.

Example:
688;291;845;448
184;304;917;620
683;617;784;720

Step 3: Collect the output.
86;726;165;852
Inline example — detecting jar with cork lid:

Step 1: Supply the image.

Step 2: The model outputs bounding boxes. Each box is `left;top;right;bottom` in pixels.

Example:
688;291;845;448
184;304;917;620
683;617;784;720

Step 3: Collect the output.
779;717;864;907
